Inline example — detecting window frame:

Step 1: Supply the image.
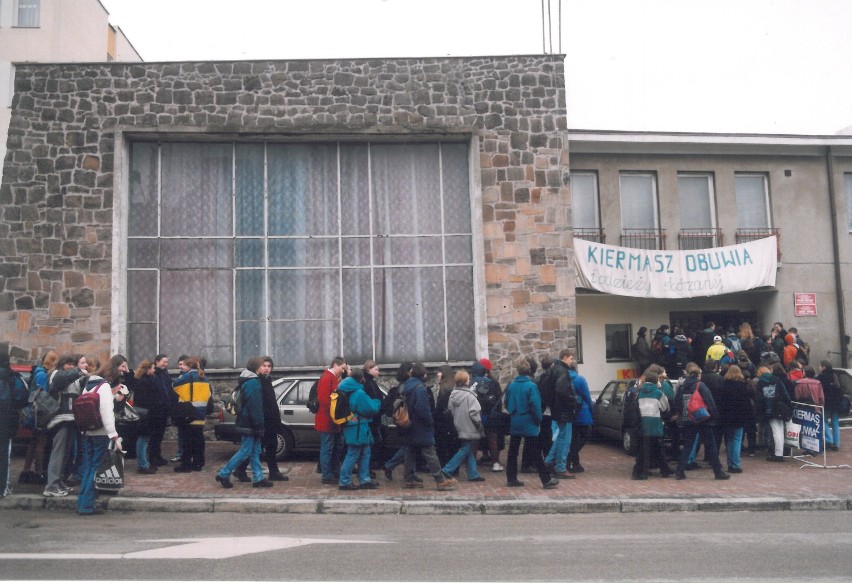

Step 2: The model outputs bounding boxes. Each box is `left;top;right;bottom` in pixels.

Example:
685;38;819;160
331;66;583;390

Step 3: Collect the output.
677;172;718;230
604;323;633;363
618;172;660;230
734;173;773;230
570;171;600;230
14;0;40;27
120;138;479;370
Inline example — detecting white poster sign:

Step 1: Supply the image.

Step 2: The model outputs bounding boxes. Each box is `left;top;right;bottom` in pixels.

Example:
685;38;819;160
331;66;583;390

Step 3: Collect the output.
573;236;778;299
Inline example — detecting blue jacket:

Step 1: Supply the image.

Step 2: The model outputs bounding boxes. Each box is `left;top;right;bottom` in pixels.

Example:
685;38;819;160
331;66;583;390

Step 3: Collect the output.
338;377;380;446
172;370;211;424
234;370;264;436
403;376;436;447
504;375;542;437
571;370;594;426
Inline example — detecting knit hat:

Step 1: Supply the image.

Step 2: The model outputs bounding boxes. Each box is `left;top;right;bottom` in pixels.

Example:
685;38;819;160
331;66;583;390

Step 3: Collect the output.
478;358;493;371
713;335;722;343
785;333;795;344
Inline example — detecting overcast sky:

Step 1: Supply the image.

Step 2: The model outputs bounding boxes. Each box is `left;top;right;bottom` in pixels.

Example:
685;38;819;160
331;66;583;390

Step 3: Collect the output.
100;0;852;136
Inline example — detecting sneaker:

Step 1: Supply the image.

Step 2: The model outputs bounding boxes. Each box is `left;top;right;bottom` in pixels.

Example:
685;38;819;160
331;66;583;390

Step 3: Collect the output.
543;478;560;489
64;475;81;487
268;472;289;482
383;468;393;481
58;480;73;492
338;484;359;491
170;455;182;463
252;479;274;488
359;481;381;490
468;476;486;482
767;455;785;462
403;481;424;489
727;467;743;474
553;471;576;480
714;471;731;480
507;480;525;487
491;462;504;472
436;478;458;491
43;486;68;497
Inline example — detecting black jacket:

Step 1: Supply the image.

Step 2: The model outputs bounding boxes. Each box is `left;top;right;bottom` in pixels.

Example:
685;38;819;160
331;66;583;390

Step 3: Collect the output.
259;374;281;429
549;360;577;424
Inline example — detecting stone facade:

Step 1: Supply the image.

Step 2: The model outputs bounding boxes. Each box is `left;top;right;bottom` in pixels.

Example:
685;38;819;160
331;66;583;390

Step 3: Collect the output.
0;55;574;384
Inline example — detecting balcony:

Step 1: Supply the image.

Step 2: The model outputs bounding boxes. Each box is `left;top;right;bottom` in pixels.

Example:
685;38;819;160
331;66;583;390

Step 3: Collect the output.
678;228;723;250
620;228;666;250
736;228;781;261
573;228;606;244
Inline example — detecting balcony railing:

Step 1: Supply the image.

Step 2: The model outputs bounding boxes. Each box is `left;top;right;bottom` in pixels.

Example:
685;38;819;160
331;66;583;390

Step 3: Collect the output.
573;228;606;244
678;228;723;250
736;228;781;262
620;228;666;250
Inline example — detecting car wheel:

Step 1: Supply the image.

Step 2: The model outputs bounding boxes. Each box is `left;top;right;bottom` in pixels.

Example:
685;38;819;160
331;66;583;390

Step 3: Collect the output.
275;427;295;461
622;428;637;456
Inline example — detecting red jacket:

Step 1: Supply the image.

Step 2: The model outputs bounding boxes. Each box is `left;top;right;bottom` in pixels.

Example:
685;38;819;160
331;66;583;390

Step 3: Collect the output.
313;369;340;433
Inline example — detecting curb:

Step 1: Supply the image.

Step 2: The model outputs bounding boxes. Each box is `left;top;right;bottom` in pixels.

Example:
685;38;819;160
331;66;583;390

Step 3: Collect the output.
2;494;850;515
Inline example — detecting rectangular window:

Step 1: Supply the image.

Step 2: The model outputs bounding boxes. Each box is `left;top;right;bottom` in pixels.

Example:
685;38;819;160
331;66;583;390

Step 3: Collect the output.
678;173;718;249
126;140;475;369
735;174;771;229
605;323;632;362
571;172;599;229
619;173;661;249
16;0;39;27
845;174;852;232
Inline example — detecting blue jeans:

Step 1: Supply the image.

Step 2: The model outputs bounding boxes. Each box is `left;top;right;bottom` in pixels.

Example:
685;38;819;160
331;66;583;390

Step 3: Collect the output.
77;435;110;514
687;433;700;464
136;435;151;470
218;434;263;483
826;411;840;447
339;444;371;486
384;446;406;471
545;420;571;472
724;426;744;470
319;431;342;480
442;439;481;480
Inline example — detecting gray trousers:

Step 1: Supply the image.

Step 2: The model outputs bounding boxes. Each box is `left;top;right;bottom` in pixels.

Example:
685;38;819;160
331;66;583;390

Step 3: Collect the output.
403;444;444;482
46;423;74;489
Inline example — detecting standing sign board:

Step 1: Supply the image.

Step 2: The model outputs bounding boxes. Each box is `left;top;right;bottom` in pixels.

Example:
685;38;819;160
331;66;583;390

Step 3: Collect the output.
794;293;817;317
789;402;823;453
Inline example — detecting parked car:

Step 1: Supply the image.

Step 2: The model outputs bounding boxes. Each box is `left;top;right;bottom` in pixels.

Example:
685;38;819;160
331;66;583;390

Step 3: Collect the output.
592;379;638;455
214;375;401;461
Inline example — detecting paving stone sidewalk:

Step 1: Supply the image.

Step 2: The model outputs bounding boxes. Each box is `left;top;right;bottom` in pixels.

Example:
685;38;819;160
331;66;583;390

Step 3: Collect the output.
3;439;850;515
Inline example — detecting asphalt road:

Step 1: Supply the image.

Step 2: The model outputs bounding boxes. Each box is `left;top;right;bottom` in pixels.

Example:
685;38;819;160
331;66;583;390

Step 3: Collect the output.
0;510;850;581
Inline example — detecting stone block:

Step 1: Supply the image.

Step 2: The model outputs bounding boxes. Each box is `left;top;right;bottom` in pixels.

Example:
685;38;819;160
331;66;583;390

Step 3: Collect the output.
322;500;401;514
214;498;319;514
403;501;481;515
108;497;214;513
48;303;70;318
511;290;530;307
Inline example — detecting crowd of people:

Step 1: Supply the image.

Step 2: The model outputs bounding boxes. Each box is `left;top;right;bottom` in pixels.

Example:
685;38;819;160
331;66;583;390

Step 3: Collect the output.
1;321;846;509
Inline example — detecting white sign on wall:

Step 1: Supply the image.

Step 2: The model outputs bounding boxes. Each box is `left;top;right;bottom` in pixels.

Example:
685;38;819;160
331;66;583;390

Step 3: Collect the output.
573;236;778;299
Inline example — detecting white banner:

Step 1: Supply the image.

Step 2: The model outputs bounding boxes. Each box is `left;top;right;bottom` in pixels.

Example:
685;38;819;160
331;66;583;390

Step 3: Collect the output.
573;236;777;298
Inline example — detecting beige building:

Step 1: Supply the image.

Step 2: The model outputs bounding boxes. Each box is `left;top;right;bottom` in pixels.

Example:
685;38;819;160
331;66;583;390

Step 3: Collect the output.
568;130;852;393
0;0;141;166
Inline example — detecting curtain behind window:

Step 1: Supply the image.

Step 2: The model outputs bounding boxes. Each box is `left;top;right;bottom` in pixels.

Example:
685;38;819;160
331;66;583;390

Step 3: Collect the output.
619;174;657;229
571;173;599;229
735;175;770;229
16;0;40;27
678;175;714;229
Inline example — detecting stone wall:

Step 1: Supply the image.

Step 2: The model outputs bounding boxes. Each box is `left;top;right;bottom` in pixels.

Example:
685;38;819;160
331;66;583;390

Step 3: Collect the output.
0;55;574;383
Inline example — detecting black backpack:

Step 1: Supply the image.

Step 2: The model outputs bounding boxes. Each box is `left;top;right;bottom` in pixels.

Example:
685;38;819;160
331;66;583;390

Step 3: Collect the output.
330;389;354;425
552;368;579;421
306;379;320;414
0;372;28;410
537;368;556;410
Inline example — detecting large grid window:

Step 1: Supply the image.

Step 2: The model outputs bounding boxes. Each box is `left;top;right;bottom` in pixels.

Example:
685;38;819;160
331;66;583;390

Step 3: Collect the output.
126;141;476;369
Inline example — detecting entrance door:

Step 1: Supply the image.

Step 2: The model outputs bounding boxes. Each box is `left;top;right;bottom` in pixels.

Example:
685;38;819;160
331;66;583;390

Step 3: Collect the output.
669;311;761;336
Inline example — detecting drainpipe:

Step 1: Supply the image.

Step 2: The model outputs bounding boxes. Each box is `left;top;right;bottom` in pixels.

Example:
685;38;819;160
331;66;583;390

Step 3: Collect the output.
825;147;848;367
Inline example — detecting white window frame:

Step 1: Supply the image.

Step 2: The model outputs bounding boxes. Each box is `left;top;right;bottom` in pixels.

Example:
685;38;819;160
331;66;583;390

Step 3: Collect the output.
14;0;40;27
570;171;600;229
677;172;717;230
618;172;659;230
734;173;772;230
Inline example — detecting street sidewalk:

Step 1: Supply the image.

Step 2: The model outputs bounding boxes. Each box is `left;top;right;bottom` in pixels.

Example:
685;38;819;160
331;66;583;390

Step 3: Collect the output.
3;439;850;515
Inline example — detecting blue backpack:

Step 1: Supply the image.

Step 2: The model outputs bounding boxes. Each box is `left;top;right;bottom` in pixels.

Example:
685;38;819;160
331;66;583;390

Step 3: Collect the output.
0;372;29;410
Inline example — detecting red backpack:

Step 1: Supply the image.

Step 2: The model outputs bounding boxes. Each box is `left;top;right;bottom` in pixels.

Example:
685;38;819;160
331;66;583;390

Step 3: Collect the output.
74;382;106;432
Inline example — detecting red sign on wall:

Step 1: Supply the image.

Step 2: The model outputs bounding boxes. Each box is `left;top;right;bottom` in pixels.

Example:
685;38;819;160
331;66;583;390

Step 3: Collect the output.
794;293;817;317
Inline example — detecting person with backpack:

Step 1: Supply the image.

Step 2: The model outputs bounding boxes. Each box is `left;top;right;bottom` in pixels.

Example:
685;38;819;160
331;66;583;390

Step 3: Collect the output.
43;354;89;497
171;356;211;473
567;359;594;474
504;358;560;490
315;357;347;485
380;362;413;480
650;325;671;366
673;362;730;480
76;358;125;515
234;356;288;483
793;366;825;407
441;370;486;482
337;368;382;490
470;359;504;472
215;357;272;489
666;327;693;380
0;351;29;498
18;350;58;487
544;349;579;480
753;365;793;462
401;363;458;491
